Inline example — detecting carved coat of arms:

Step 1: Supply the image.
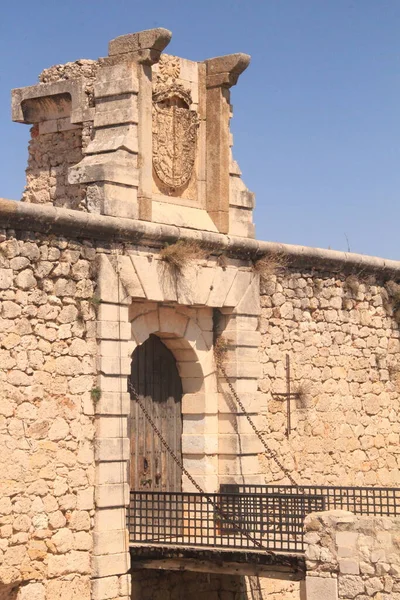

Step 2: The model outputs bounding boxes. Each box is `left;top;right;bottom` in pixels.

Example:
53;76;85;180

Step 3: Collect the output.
153;57;198;191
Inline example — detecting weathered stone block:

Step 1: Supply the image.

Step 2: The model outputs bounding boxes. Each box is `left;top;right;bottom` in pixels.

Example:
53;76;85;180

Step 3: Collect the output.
97;461;128;485
108;28;172;57
86;124;138;155
182;393;219;415
97;321;132;341
77;487;95;511
95;392;130;416
96;416;128;438
94;96;139;128
207;268;237;307
92;552;130;578
94;64;139;98
159;306;188;338
98;356;131;376
98;374;128;393
93;530;127;555
130;256;164;301
97;303;129;322
99;339;131;356
218;433;263;455
48;550;91;576
17;582;45;600
182;415;218;436
339;558;360;574
95;437;130;462
305;577;338;600
182;434;218;454
95;508;126;532
91;576;119;600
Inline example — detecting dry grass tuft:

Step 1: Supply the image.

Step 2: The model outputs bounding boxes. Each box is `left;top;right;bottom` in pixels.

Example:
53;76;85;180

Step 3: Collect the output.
385;281;400;312
313;279;324;294
217;254;228;269
214;336;229;365
160;240;208;272
387;360;400;392
388;362;400;380
253;252;288;282
344;274;361;295
294;381;313;407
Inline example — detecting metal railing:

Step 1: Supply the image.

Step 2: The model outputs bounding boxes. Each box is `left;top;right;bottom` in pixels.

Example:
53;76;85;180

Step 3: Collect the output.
128;490;324;553
220;485;400;517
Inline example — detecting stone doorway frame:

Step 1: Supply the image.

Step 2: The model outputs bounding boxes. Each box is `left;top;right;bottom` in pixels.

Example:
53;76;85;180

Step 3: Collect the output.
91;251;262;600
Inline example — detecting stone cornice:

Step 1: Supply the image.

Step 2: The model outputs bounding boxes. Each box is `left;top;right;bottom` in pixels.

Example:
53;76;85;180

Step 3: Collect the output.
0;198;399;275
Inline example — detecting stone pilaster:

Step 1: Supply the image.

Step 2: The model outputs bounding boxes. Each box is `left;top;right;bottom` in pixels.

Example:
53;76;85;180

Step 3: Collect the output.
215;274;264;486
68;28;171;221
92;257;133;600
204;54;250;234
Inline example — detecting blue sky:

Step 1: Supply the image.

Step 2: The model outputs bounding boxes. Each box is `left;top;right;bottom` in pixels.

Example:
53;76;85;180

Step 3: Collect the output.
0;1;399;259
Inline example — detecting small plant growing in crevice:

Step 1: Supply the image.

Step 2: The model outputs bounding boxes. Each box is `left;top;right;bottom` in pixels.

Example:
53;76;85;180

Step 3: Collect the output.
76;302;86;325
91;387;101;403
313;279;324;295
387;360;400;392
387;362;400;380
344;274;361;296
385;281;400;313
214;336;229;366
252;252;288;282
216;253;228;269
89;294;101;306
160;240;208;273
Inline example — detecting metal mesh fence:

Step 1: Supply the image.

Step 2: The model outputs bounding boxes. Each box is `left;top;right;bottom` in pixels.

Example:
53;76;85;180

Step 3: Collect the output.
128;490;324;553
219;485;400;517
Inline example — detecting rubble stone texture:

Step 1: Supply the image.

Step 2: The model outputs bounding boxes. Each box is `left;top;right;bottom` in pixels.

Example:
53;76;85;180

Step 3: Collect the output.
257;270;400;488
0;233;97;599
22;61;98;210
304;510;400;599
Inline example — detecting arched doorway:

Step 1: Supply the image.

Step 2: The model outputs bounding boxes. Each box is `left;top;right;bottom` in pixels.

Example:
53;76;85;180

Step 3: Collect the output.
129;334;183;492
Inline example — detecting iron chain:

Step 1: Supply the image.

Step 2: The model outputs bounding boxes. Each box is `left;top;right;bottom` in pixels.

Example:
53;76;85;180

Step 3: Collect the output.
215;357;300;488
127;380;267;551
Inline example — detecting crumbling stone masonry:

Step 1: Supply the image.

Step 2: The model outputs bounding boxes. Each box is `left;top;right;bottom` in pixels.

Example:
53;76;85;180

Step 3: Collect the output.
304;510;400;599
1;26;400;600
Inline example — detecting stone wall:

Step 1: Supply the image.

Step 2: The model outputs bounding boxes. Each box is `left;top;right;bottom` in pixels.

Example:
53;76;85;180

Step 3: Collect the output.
0;230;97;599
5;23;400;600
304;510;400;599
21;60;98;211
23;127;85;209
257;267;400;487
0;222;263;600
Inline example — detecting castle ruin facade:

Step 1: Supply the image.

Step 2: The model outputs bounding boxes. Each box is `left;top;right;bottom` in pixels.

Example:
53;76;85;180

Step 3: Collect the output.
1;28;400;600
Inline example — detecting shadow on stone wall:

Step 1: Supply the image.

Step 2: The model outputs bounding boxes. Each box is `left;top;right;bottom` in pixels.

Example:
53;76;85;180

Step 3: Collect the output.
0;583;18;600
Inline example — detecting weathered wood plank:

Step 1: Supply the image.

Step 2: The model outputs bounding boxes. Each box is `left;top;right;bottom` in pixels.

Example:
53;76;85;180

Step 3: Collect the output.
129;545;305;580
129;334;183;493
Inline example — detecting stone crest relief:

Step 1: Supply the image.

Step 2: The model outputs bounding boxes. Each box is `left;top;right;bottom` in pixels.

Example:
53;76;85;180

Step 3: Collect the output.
153;55;198;191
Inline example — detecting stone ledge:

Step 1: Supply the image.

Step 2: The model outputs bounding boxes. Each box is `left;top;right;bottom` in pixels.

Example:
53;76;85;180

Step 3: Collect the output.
1;198;400;274
12;78;89;124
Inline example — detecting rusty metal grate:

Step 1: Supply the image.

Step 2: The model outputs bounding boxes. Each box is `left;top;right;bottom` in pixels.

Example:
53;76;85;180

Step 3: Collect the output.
128;490;324;553
220;485;400;517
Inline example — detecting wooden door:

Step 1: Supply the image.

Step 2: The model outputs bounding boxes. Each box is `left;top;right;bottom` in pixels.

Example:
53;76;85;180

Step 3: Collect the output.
129;334;183;492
